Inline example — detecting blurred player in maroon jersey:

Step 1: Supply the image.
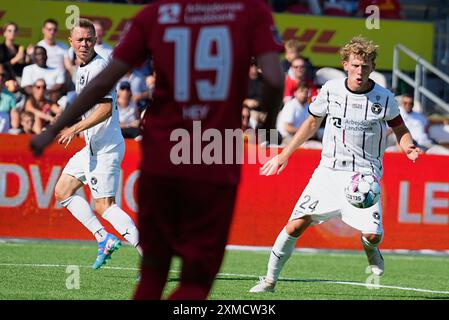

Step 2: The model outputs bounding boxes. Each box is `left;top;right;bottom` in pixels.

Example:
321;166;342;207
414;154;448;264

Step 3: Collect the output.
31;0;284;300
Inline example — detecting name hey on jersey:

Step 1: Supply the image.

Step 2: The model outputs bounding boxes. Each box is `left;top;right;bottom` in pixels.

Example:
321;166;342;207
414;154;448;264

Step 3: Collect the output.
171;105;279;165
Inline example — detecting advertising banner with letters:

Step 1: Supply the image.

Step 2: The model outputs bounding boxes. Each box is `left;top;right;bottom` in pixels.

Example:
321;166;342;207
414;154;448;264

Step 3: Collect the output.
0;134;448;250
0;0;433;71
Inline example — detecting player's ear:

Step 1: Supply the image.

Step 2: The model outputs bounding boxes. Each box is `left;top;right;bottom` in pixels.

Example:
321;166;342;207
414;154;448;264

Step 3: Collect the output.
342;60;348;72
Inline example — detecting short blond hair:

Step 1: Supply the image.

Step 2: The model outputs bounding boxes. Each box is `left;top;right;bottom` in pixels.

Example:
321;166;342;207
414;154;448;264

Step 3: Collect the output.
70;18;95;36
284;39;301;52
340;36;378;64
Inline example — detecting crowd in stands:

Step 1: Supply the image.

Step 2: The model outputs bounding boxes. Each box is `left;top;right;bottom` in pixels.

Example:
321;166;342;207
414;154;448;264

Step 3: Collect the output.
0;19;154;140
85;0;404;19
242;39;449;155
1;14;448;156
270;0;404;19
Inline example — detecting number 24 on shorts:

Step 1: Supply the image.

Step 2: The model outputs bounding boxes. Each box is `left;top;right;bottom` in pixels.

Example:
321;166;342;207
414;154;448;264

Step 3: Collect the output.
298;195;319;212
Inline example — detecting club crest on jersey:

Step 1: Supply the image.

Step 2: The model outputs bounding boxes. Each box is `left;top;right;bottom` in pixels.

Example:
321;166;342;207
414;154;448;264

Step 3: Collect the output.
90;177;97;185
158;3;181;24
371;103;382;115
80;75;86;86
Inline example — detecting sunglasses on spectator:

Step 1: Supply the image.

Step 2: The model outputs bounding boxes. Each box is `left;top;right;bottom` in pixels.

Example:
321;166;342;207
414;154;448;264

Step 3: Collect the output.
34;85;46;90
292;65;305;69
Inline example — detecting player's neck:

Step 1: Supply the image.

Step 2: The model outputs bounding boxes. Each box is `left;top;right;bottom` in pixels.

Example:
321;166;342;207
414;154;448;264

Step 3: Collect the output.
79;52;97;67
345;78;374;94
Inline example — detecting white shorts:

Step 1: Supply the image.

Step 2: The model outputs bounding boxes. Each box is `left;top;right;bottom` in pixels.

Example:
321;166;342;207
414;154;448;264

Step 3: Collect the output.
289;166;383;235
62;143;125;199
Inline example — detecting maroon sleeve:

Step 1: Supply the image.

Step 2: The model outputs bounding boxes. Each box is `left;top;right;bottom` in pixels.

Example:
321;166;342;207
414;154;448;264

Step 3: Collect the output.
112;6;153;68
387;115;404;128
250;1;284;57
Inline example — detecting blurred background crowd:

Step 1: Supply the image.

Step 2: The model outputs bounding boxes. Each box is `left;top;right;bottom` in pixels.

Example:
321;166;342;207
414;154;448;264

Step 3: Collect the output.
1;0;449;156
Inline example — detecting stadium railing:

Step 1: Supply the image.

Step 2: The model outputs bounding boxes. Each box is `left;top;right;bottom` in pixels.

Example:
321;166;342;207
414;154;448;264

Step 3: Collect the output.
392;43;449;114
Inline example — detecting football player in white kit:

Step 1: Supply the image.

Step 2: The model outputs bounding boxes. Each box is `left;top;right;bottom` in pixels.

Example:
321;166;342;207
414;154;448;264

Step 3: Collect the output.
54;19;142;269
250;36;422;293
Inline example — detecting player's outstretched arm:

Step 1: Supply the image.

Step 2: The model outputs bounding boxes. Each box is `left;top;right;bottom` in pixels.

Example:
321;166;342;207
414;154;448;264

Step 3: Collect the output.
391;120;423;163
281;115;323;158
260;115;323;176
30;59;130;156
58;102;113;148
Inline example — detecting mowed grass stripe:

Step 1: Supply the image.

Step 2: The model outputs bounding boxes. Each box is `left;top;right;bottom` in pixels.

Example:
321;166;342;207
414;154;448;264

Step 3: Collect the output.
1;242;449;299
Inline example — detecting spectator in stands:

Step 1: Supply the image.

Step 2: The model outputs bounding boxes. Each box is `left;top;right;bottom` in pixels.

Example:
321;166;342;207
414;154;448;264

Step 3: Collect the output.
37;19;72;73
398;93;433;149
4;78;26;112
287;1;311;14
286;0;322;14
284;56;318;103
281;39;302;74
93;20;113;59
243;60;269;130
0;22;32;80
21;46;65;102
243;59;263;110
426;122;449;155
276;82;310;144
24;79;61;133
358;0;404;20
117;81;141;139
242;105;251;131
19;111;36;135
117;69;150;110
0;64;20;133
146;69;156;100
322;0;358;16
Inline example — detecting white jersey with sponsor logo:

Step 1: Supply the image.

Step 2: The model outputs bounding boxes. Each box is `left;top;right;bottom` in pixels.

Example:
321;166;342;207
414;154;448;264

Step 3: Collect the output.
309;78;400;179
75;54;124;154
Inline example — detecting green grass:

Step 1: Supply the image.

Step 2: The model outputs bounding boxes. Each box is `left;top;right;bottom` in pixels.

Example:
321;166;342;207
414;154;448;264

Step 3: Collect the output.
1;240;449;300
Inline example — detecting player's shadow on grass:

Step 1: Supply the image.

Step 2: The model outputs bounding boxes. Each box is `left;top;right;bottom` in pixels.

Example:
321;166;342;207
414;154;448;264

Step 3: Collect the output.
421;296;449;300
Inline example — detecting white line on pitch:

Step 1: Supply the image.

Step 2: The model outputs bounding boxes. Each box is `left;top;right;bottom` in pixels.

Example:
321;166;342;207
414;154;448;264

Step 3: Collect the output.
1;262;449;295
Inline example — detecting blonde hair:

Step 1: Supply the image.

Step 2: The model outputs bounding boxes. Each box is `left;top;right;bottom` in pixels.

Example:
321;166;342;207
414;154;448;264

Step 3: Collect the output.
70;18;95;36
340;36;378;64
284;39;302;52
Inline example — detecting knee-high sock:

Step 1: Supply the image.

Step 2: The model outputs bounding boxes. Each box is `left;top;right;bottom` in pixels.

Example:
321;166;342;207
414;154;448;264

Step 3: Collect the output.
60;195;106;242
266;227;299;283
102;204;142;255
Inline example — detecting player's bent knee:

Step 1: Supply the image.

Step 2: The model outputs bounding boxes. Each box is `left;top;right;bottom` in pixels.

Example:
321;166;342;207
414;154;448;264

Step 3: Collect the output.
95;198;115;215
54;183;73;202
363;233;382;246
286;216;312;237
54;175;82;202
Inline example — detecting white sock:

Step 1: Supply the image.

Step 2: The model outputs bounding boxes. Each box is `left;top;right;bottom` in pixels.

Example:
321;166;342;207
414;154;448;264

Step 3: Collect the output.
102;204;142;255
266;227;299;283
60;195;105;242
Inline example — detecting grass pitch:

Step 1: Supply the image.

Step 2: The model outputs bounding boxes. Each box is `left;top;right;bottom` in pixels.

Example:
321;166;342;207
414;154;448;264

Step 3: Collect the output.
1;239;449;300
